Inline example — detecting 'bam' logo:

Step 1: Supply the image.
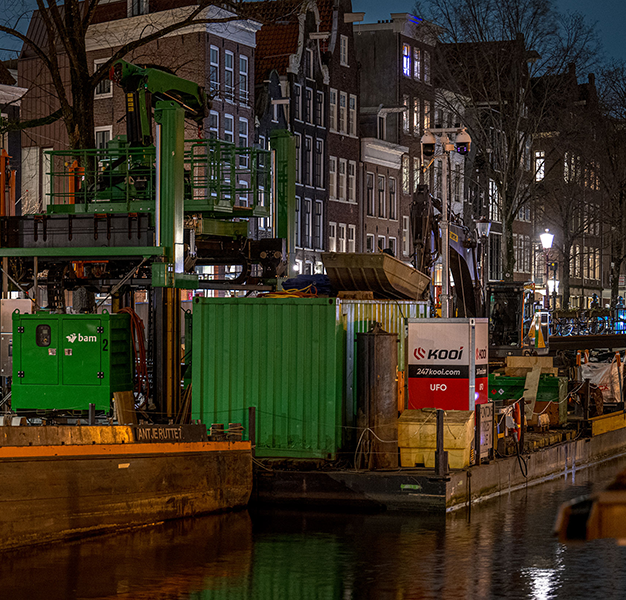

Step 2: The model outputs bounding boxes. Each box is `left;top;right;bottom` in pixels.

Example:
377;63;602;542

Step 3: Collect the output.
66;333;97;343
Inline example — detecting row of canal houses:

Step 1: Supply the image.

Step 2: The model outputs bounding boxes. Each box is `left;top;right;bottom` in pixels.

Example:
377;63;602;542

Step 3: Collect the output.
6;0;607;305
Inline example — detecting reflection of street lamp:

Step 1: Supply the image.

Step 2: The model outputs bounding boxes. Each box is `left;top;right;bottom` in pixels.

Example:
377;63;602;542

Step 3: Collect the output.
540;229;554;310
475;216;491;317
421;127;472;318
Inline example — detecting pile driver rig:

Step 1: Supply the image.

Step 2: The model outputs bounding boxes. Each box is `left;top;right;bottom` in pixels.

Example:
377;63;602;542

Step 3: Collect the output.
0;60;295;419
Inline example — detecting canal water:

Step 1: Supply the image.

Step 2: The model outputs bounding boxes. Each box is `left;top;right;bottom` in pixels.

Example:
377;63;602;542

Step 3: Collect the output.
4;456;626;600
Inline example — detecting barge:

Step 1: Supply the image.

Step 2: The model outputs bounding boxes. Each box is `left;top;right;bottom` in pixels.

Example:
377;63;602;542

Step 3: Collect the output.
0;424;252;551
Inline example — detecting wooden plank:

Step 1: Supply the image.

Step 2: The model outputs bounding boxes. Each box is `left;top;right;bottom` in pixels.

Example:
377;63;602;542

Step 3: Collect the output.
523;367;542;421
114;390;138;426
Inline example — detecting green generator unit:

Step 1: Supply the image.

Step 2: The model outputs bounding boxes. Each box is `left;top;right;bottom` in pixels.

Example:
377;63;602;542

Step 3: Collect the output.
11;311;133;412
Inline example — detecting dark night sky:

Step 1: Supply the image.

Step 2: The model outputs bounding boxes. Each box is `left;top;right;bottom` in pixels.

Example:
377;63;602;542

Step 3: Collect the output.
353;0;626;64
0;1;623;63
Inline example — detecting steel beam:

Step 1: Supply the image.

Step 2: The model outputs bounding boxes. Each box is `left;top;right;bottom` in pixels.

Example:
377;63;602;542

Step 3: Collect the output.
0;247;164;258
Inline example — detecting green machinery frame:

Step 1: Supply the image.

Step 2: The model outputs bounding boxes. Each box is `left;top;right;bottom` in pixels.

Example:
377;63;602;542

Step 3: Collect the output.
14;60;297;287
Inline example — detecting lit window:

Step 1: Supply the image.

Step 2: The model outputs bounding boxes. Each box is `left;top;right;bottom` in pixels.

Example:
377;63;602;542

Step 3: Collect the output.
329;222;337;252
402;44;411;77
413;98;419;135
402;155;410;194
338;224;346;252
348;225;356;253
424;101;431;129
402;216;410;255
403;95;409;133
413;157;420;192
535;150;545;181
413;48;421;79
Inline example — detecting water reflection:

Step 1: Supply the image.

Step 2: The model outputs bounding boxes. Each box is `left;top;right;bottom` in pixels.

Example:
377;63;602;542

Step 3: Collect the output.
3;456;626;599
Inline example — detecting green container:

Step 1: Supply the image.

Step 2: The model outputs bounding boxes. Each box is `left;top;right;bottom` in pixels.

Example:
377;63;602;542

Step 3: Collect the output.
488;373;568;424
12;311;133;412
191;297;345;459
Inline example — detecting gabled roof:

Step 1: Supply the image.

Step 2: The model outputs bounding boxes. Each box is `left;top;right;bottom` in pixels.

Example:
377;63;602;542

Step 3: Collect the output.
248;0;306;82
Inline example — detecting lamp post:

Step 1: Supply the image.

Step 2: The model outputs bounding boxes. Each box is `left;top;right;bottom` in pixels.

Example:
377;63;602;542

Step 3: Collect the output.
540;229;554;310
548;268;559;311
421;127;471;318
475;216;492;317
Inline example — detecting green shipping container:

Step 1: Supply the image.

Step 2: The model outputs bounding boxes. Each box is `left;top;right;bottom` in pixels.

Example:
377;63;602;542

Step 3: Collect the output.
191;297;345;458
12;311;133;412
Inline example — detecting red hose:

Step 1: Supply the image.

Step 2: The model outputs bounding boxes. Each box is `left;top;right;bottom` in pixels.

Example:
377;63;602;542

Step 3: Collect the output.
118;307;149;402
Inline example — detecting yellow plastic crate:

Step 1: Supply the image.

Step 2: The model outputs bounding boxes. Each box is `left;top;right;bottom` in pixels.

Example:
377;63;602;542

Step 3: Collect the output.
398;409;475;450
400;446;472;469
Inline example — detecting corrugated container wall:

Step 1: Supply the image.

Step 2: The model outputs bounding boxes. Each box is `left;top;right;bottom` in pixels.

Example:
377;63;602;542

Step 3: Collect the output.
191;297;345;459
340;300;429;430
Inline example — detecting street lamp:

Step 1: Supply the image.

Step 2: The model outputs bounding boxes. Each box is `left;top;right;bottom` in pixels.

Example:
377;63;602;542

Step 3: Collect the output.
540;229;554;310
475;216;491;317
421;127;472;318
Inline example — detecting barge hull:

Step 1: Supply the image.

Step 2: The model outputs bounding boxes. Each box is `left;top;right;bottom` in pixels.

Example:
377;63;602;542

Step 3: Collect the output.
254;426;626;512
0;428;252;551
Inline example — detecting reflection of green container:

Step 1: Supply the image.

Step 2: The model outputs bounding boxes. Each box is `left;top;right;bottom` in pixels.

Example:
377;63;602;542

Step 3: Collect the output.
488;373;568;424
191;297;345;459
12;311;132;412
